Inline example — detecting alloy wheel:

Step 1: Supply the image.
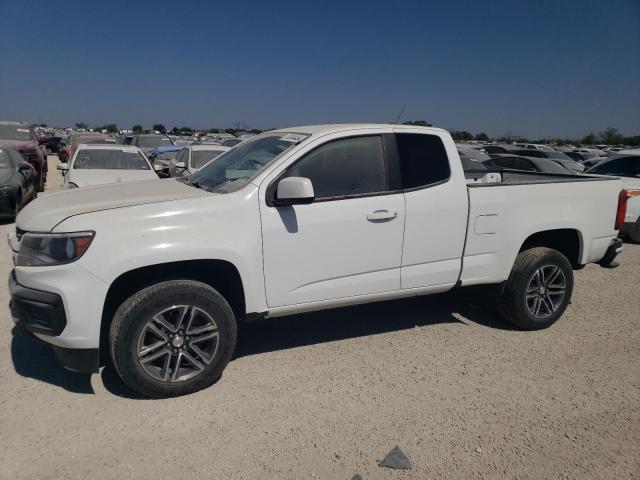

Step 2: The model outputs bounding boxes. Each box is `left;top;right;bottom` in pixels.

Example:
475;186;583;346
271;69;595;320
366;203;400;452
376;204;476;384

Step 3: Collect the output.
136;305;219;382
525;265;567;319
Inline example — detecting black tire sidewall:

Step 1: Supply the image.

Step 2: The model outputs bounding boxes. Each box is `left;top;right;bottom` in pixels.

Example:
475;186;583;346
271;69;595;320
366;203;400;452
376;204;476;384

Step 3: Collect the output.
501;248;574;330
110;281;237;398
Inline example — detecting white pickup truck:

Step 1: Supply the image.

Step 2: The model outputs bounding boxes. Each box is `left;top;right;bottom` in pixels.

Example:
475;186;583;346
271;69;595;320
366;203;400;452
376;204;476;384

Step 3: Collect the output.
9;124;627;398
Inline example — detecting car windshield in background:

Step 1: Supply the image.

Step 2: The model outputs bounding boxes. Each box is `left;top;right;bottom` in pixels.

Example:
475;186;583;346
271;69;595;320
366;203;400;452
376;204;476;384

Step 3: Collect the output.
0;125;32;141
139;137;172;148
85;138;116;145
190;133;309;192
73;150;150;170
156;151;179;161
192;150;225;169
545;150;573;160
543;160;573;174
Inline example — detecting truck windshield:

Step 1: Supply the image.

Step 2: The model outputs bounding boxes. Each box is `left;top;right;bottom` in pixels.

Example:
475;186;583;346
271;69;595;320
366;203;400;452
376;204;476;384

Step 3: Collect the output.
189;132;309;192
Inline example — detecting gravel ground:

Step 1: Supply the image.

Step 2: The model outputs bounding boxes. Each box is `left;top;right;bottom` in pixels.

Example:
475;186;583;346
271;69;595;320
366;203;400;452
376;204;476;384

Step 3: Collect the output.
0;156;638;479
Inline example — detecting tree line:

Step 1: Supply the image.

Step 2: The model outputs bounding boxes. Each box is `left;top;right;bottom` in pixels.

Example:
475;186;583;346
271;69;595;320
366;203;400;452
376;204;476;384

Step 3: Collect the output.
401;121;639;146
57;120;640;146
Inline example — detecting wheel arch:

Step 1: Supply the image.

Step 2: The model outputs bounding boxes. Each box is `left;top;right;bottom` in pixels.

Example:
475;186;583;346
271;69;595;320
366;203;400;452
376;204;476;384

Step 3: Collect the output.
518;228;583;268
100;259;246;364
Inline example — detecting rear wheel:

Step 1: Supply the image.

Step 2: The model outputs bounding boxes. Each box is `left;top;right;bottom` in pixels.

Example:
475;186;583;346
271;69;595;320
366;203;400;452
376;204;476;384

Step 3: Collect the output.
109;280;237;398
498;247;573;330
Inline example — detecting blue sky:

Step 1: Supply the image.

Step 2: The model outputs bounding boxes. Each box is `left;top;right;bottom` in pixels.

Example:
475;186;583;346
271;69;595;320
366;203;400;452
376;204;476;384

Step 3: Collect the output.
1;0;638;138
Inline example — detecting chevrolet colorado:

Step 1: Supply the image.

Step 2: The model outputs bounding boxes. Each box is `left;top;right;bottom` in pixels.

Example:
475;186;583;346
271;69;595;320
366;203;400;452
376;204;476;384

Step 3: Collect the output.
9;124;626;397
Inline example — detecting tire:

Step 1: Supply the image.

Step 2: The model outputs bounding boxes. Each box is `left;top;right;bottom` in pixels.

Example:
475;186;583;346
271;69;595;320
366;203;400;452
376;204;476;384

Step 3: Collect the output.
109;280;237;398
497;247;573;330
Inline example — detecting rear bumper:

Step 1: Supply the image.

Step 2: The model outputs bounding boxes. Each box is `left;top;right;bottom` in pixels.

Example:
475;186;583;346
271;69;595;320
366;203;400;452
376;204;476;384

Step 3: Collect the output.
598;237;623;267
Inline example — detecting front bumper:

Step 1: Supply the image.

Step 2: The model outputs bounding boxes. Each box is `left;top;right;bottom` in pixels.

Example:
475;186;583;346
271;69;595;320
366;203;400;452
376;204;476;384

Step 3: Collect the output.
9;270;67;336
10;270;99;373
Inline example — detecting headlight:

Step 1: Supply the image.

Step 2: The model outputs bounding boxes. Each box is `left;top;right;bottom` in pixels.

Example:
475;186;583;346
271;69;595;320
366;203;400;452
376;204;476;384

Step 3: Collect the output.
16;232;95;266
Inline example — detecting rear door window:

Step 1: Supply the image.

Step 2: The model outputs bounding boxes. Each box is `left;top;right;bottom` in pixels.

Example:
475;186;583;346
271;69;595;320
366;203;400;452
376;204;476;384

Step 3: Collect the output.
395;133;450;189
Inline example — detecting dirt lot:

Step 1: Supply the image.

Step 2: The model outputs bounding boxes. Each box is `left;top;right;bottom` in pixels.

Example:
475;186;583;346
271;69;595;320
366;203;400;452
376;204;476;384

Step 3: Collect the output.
0;156;638;479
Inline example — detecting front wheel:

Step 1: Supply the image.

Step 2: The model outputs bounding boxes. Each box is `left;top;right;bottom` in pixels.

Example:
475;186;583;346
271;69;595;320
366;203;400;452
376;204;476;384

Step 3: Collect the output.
109;280;237;398
497;247;574;330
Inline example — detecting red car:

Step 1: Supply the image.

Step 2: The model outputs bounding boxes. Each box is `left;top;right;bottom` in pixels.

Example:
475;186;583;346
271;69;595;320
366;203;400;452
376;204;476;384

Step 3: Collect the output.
0;121;47;191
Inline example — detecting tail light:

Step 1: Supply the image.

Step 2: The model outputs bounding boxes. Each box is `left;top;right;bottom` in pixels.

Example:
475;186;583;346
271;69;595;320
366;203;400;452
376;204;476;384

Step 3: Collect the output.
615;189;640;230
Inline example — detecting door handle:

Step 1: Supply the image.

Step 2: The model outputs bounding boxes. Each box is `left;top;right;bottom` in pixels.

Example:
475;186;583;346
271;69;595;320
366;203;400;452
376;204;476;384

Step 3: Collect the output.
366;210;398;222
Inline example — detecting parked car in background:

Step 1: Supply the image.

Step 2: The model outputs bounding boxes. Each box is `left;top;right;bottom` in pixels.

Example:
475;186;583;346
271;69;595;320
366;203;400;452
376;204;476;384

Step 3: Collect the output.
59;133;116;163
512;149;584;173
587;154;640;243
522;144;555;151
460;157;488;171
45;135;66;154
128;134;175;154
147;144;183;164
483;144;521;155
169;145;230;178
9;124;625;397
0;121;47;191
147;145;184;178
484;155;575;174
457;146;491;162
221;138;242;147
0;147;38;219
57;144;161;188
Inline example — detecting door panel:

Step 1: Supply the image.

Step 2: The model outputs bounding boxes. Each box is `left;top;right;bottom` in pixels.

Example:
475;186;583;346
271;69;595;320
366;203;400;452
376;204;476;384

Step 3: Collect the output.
401;181;468;288
391;129;469;289
261;195;405;307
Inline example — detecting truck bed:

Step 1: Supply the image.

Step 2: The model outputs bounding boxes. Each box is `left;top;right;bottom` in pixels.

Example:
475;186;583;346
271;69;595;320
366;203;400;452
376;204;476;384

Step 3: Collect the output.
465;169;618;186
460;168;622;287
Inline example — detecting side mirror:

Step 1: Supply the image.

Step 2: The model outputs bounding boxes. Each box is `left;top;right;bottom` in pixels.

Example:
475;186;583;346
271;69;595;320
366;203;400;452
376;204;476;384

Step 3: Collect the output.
175;161;186;169
57;163;69;171
275;177;314;206
17;162;32;172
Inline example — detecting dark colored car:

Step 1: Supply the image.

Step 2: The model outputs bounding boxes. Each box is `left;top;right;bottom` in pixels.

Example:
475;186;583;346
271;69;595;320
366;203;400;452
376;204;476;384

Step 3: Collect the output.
0;146;38;220
129;134;175;154
0;121;47;191
457;147;491;162
45;135;66;154
511;149;584;173
583;158;604;169
586;154;640;179
483;144;521;155
484;155;575;174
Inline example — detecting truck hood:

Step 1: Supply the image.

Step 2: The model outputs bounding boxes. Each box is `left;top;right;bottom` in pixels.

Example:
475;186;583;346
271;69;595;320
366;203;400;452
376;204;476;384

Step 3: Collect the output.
17;178;210;232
